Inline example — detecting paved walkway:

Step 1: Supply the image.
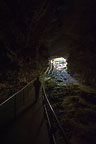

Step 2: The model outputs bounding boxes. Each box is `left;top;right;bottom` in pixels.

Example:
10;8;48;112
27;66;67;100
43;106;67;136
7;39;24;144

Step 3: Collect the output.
1;93;50;144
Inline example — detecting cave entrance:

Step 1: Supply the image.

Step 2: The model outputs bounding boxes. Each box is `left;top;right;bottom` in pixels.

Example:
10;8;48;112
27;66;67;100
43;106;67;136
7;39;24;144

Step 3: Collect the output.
45;57;77;85
50;57;67;71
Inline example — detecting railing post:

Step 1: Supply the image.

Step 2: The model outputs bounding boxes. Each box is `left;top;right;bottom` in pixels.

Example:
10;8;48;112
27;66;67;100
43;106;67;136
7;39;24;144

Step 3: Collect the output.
42;88;45;105
14;95;16;119
23;89;25;105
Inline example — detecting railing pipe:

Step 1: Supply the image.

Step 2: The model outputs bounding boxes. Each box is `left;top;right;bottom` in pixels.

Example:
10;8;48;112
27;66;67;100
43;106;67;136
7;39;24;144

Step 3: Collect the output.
42;85;70;144
0;81;33;106
44;105;56;144
0;80;34;128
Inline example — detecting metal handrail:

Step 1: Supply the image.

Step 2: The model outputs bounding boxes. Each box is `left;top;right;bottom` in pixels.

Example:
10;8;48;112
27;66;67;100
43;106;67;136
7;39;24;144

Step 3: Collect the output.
0;80;33;106
43;104;56;144
0;76;69;144
42;85;70;144
0;80;34;128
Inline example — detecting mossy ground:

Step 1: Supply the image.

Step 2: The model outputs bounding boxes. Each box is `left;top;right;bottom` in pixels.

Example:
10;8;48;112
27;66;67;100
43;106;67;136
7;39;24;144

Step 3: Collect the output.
44;74;96;144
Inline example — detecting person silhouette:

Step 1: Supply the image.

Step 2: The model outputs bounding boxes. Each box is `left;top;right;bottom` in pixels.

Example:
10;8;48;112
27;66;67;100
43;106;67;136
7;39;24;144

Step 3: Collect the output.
33;76;41;102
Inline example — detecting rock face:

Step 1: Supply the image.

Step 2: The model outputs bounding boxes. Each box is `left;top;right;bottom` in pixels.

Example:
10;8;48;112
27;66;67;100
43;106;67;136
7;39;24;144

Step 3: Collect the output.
0;0;96;85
